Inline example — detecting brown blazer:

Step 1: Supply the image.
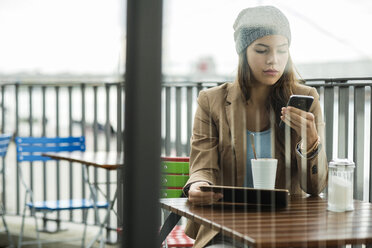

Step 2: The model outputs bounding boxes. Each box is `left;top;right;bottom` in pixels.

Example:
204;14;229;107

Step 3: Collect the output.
183;81;328;248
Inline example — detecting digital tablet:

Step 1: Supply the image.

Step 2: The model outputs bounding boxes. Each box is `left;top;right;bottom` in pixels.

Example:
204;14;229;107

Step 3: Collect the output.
200;185;289;208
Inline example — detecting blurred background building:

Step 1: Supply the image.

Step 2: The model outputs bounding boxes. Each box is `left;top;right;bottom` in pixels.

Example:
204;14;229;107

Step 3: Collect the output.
1;0;371;82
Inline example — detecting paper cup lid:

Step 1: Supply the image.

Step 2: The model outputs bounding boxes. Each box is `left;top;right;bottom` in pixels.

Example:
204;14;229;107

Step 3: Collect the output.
329;158;355;168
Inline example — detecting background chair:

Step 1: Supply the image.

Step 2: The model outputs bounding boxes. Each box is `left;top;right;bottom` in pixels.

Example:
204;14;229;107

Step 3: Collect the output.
160;156;194;248
15;136;108;248
0;133;14;247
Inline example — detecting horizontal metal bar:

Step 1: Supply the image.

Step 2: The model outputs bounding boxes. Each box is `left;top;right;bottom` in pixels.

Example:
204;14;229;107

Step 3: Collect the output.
162;79;372;88
0;81;124;87
305;82;372;87
2;77;372;88
304;76;372;82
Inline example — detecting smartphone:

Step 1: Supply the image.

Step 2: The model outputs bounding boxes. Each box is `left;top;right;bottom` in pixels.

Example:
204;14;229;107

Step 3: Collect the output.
279;95;314;128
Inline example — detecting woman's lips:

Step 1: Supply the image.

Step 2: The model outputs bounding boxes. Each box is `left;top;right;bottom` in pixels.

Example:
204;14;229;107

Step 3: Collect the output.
263;69;279;76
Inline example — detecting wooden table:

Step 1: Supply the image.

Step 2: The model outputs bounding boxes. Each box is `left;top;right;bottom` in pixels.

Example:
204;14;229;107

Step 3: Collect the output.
42;151;123;170
160;196;372;247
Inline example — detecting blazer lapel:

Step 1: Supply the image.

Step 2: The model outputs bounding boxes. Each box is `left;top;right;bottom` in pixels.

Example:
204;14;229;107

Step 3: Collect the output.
225;82;247;186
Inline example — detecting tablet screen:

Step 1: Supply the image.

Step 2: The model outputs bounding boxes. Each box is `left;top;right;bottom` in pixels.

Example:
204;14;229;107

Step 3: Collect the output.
200;185;289;208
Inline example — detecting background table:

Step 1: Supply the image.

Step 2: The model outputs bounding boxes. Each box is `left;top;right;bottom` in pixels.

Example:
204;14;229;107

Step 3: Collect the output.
160;196;372;247
42;151;123;246
42;151;123;170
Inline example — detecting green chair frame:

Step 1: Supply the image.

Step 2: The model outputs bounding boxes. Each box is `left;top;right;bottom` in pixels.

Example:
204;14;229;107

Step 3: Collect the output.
160;157;194;248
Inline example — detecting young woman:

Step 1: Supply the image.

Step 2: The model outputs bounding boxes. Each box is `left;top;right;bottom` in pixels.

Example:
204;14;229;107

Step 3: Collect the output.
182;5;328;248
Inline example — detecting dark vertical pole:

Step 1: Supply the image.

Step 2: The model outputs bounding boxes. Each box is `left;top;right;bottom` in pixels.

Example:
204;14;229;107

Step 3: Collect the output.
123;0;162;246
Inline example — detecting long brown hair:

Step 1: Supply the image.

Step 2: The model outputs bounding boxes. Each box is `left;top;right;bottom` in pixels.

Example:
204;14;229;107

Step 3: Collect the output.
237;49;298;127
237;48;299;159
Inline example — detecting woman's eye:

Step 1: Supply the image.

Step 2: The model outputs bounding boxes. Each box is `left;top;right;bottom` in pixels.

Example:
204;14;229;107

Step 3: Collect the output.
255;50;266;54
278;50;288;54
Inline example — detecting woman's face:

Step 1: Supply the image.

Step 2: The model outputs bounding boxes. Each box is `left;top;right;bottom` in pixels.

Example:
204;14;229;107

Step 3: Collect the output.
246;35;289;86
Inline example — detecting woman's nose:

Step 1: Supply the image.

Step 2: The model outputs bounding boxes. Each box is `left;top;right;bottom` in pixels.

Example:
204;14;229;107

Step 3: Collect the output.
266;52;278;64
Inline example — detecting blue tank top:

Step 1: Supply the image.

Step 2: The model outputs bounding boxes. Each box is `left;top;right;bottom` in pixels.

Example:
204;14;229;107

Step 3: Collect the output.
244;129;272;187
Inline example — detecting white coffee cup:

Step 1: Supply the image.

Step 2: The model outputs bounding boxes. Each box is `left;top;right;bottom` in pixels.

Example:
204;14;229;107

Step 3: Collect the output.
251;158;278;189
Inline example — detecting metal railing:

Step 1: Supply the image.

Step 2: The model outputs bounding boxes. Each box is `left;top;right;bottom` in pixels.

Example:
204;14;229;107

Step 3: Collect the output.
1;77;372;230
305;77;372;202
0;81;124;235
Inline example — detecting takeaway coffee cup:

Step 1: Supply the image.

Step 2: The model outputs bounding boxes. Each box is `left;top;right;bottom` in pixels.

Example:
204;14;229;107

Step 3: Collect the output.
251;158;278;189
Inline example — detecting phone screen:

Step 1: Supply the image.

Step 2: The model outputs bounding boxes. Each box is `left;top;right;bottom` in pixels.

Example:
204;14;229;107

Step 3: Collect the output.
287;95;314;111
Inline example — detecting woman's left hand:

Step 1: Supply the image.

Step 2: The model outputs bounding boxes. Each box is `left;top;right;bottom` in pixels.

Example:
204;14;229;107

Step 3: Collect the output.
281;106;318;147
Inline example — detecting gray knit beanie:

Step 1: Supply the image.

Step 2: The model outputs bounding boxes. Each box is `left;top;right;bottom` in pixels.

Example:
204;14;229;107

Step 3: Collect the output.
233;6;291;54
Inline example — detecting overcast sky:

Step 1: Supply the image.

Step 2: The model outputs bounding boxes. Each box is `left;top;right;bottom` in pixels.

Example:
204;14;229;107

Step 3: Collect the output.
164;0;372;77
0;0;371;77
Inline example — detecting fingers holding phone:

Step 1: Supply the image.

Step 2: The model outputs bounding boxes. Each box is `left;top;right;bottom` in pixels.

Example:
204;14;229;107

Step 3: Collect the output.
279;95;318;147
281;106;318;147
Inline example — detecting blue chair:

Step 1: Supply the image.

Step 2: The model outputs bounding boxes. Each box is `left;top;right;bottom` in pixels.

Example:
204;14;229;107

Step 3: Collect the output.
15;136;109;248
0;133;14;247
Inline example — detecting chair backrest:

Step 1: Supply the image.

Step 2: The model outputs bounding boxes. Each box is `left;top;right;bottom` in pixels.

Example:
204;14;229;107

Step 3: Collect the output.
16;136;85;162
0;134;12;158
161;157;190;198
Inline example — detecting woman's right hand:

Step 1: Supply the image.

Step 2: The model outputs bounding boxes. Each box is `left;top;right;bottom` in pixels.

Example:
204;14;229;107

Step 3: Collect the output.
188;181;223;205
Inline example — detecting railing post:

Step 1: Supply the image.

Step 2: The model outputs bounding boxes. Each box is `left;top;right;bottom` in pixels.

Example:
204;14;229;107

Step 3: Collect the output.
93;85;98;224
15;83;20;215
105;83;112;242
55;85;62;230
28;86;34;207
42;85;48;228
68;86;73;221
176;87;182;156
354;86;365;200
186;86;193;155
80;83;87;223
165;87;171;155
324;85;334;161
338;86;349;158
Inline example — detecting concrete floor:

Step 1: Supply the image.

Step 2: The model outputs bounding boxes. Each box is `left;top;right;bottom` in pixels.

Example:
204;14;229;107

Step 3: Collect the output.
0;215;118;248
